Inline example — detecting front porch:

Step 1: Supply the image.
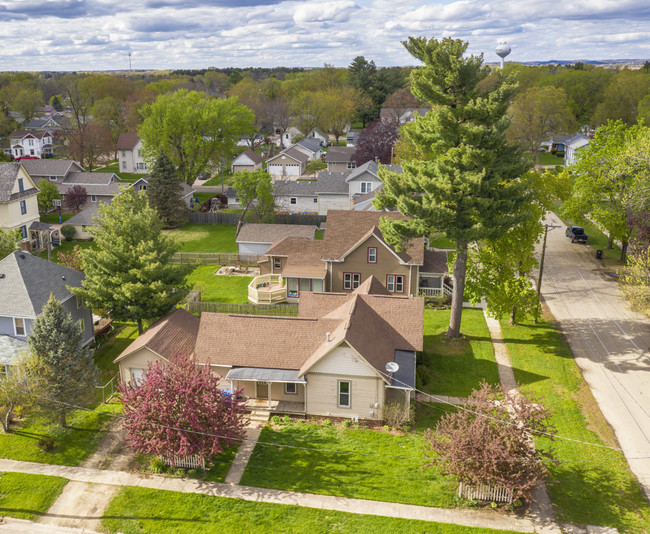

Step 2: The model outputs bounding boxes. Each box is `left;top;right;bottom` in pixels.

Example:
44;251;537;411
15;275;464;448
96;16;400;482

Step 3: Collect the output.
418;274;453;297
226;367;306;414
245;398;306;414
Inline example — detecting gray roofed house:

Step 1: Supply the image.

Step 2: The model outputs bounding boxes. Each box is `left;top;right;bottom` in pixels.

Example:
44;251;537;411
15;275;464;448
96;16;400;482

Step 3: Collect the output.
19;159;83;182
274;171;351;215
236;223;316;255
266;146;310;178
0;252;94;353
325;147;356;172
294;138;323;160
56;172;122;207
232;149;263;173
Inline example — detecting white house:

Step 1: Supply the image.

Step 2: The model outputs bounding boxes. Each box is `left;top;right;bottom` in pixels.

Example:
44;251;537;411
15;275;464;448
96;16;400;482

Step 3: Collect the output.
232;149;263;173
564;133;590;167
307;128;329;147
116;133;148;174
9;130;54;159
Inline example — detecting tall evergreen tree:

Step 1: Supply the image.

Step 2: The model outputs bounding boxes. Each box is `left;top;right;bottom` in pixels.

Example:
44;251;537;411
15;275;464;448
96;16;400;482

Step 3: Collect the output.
148;152;188;228
71;188;188;334
27;295;98;428
375;37;531;338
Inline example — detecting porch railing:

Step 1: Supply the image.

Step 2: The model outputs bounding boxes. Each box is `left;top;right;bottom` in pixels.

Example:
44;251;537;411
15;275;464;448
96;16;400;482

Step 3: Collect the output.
248;274;287;304
419;283;453;297
96;374;119;404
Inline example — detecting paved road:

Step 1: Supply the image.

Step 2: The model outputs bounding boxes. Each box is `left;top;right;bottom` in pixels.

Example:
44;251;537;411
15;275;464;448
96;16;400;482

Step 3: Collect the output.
539;212;650;501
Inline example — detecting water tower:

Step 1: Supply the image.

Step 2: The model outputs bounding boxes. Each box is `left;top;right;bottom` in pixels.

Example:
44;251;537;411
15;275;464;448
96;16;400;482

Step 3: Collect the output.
496;41;511;69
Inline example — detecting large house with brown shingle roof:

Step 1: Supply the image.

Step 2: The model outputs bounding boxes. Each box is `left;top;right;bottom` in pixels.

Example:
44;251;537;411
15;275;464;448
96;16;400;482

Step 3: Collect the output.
115;278;423;420
256;210;450;301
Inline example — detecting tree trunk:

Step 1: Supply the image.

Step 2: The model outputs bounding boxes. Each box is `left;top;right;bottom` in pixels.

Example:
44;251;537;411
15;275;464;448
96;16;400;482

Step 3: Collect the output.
60;408;67;428
137;317;144;335
607;236;613;250
620;241;628;263
447;241;468;339
510;305;516;325
1;405;12;433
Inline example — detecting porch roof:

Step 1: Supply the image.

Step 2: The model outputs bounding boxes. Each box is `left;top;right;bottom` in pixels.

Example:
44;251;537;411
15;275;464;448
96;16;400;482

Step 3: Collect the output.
225;367;306;383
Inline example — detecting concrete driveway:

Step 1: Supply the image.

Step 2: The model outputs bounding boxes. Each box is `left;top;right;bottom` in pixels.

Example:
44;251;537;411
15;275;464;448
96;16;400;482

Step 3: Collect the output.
538;212;650;501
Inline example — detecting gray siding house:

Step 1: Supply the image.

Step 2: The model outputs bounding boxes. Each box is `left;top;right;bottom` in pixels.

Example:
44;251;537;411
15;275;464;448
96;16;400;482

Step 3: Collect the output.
0;252;94;373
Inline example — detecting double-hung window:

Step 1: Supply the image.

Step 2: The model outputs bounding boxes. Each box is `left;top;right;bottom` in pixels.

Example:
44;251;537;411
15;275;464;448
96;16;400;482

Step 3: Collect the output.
386;274;404;293
360;182;373;194
367;247;377;263
14;318;25;337
338;381;351;407
19;200;26;215
273;258;282;270
290;197;297;205
343;273;361;290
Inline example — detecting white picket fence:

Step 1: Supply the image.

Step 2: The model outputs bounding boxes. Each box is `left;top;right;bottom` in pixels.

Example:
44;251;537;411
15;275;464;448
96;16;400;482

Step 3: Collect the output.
458;482;513;503
163;455;206;469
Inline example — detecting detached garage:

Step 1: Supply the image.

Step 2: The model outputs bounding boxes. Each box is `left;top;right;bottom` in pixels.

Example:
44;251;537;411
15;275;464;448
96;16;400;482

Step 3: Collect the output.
236;223;317;255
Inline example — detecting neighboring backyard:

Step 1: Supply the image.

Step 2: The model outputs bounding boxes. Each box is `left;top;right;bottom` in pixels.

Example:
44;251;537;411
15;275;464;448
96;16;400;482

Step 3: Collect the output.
102;486;518;534
164;223;237;253
185;266;252;303
502;316;650;533
418;307;499;397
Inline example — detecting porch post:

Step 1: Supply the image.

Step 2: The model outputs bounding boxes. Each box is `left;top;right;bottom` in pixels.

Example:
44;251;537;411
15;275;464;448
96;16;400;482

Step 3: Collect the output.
267;382;271;408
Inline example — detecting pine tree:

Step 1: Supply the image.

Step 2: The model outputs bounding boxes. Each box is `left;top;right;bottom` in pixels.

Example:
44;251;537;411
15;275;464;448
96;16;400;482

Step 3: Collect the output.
27;295;98;428
71;188;188;334
375;37;531;338
147;152;188;228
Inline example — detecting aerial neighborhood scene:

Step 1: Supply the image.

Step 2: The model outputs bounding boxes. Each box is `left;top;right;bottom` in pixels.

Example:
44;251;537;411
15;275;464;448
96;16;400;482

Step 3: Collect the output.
1;2;650;533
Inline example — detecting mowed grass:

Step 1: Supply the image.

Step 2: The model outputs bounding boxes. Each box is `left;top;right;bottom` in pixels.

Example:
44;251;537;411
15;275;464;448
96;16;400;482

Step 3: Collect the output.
102;486;518;534
537;152;565;166
240;422;457;507
418;308;499;397
185;266;252;303
501;317;650;533
164;223;237;253
40;213;73;224
0;472;68;521
0;401;122;466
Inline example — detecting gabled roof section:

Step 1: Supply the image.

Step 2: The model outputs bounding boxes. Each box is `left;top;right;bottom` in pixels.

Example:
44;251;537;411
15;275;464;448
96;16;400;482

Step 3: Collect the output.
353;275;391;296
114;308;199;364
116;133;140;150
284;146;310;163
236;223;316;244
0;252;85;317
0;164;21;202
10;130;52;140
63;172;116;185
325;146;355;163
233;149;263;165
422;250;449;273
345;160;379;182
322;210;424;265
265;237;327;278
20;159;82;177
296;138;322;153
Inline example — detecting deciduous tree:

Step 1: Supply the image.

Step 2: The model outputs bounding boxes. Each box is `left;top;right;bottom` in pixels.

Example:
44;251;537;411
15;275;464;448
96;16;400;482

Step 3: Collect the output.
232;170;274;234
425;382;555;501
354;119;397;166
37;179;61;214
27;295;98;428
57;245;84;271
119;353;246;465
64;185;87;212
71;188;188;334
67;121;115;171
139;89;255;184
375;37;530;338
0;228;20;259
0;352;31;433
147;152;188;228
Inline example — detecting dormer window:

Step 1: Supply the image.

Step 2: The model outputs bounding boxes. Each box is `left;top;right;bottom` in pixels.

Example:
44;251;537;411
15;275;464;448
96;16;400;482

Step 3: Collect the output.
367;247;377;263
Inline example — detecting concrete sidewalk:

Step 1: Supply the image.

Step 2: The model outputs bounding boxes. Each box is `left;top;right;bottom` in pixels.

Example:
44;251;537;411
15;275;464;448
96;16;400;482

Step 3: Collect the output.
0;458;540;533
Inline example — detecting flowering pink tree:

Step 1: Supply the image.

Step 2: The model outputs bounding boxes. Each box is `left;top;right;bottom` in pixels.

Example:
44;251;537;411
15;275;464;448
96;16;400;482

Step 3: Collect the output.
119;354;247;464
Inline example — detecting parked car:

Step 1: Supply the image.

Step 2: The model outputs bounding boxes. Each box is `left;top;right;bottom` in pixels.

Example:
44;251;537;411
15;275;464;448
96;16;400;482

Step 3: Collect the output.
566;225;588;243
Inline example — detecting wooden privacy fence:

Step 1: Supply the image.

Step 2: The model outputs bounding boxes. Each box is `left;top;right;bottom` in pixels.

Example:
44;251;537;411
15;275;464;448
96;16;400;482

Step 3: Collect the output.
171;252;262;266
163;455;206;470
187;300;298;317
189;212;326;226
458;482;514;503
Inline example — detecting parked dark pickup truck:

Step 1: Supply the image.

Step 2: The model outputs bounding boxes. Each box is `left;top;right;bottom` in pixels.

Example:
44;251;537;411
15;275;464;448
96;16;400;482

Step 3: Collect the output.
566;225;588;243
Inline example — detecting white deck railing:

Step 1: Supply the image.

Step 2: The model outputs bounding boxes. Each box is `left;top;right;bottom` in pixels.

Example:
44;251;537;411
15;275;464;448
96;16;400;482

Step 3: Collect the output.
248;274;287;304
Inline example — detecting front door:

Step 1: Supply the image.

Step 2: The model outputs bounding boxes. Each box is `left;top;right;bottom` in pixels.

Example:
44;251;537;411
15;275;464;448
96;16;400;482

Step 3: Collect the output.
256;382;269;399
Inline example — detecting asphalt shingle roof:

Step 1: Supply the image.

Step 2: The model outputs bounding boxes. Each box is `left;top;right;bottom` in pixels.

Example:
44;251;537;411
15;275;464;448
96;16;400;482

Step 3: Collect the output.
325;147;356;163
0;251;85;317
236;223;316;244
0;164;20;202
19;159;81;178
115;133;140;150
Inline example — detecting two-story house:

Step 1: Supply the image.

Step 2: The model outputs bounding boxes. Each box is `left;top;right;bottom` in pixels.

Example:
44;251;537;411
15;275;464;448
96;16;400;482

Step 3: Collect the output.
253;210;450;303
0;251;94;374
325;147;356;172
9;130;54;160
116;133;148;174
0;163;40;240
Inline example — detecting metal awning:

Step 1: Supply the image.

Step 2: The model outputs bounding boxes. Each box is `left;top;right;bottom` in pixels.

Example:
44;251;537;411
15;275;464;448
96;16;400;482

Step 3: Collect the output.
388;350;416;390
225;367;306;383
0;335;28;366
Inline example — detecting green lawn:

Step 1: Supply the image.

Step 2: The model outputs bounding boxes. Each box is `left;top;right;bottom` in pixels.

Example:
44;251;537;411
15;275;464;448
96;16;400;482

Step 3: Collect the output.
164;223;237;253
418;308;499;397
203;172;234;187
40;213;72;224
0;402;122;466
537;153;565;166
203;445;240;482
186;266;252;303
429;234;455;249
194;192;215;204
501;318;650;533
93;162;144;183
0;472;68;521
102;486;517;534
94;323;140;383
40;240;97;263
240;421;457;507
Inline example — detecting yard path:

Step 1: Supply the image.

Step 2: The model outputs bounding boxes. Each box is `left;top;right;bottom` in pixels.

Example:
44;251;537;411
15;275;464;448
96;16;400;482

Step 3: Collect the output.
0;457;542;533
482;308;562;534
224;411;268;485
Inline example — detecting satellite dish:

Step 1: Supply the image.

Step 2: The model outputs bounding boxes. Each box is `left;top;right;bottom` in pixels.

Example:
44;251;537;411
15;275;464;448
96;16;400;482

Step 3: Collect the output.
385;362;399;373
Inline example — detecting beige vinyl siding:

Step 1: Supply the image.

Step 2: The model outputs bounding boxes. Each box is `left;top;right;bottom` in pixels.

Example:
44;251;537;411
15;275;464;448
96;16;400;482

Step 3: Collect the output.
118;347;166;385
331;235;412;294
270;381;305;402
327;162;354;172
305;344;385;420
208;365;232;389
0;195;39;231
317;194;350;215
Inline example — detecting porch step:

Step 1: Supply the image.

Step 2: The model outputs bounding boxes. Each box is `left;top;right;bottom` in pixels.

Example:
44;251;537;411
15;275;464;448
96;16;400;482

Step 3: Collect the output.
248;410;271;423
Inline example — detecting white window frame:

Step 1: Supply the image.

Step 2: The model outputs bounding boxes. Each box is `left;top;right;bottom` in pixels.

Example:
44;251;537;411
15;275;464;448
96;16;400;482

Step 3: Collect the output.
13;317;26;337
367;247;377;263
343;272;361;290
273;257;282;270
76;295;83;309
285;383;297;395
53;199;61;207
386;274;404;293
49;176;57;181
338;381;351;408
360;182;373;194
313;197;317;203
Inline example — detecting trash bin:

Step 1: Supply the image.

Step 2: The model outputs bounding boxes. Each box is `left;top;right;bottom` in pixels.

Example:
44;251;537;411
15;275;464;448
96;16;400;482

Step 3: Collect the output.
596;250;603;259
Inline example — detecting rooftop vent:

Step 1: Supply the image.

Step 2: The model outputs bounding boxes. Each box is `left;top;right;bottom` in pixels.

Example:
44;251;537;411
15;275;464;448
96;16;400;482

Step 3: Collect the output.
0;274;5;279
61;275;65;280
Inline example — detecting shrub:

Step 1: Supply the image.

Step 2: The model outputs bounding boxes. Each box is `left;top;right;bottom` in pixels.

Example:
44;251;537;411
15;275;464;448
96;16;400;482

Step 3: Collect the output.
149;456;166;474
282;415;291;425
270;415;281;425
60;225;76;241
384;401;413;428
341;420;351;428
322;419;332;426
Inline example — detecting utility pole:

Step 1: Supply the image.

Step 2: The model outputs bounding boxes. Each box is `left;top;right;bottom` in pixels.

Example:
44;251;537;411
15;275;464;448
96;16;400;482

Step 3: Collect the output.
535;223;560;322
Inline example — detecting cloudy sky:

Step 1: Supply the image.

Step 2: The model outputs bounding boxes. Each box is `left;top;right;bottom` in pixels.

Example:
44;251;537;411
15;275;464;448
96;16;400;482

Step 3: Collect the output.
2;0;650;71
